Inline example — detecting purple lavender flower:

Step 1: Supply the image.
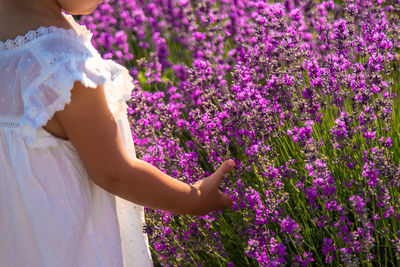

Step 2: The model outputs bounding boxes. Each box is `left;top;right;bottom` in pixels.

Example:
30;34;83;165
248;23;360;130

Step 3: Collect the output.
77;0;400;265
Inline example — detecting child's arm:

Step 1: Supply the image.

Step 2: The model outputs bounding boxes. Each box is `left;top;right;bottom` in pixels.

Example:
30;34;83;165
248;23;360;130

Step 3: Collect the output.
52;81;233;216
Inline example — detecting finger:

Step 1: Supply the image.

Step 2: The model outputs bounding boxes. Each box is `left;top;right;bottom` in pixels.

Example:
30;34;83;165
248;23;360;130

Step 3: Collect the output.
212;159;235;184
218;190;233;207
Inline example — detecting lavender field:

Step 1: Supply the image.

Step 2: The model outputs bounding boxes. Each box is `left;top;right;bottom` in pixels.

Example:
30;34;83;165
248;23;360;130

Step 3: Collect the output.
78;0;400;265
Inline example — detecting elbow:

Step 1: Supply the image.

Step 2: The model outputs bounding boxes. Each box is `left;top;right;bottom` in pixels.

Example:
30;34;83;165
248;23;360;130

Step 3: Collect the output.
86;166;122;194
85;157;138;195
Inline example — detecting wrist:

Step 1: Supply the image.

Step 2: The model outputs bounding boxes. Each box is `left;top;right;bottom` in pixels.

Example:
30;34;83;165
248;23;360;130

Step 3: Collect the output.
187;184;204;216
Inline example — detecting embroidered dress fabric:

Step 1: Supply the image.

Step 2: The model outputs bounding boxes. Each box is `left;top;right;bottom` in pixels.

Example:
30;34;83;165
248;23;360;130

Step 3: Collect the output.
0;14;153;267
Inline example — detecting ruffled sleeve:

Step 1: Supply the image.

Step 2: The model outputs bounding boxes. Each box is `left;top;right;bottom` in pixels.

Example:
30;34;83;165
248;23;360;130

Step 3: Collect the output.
18;32;134;147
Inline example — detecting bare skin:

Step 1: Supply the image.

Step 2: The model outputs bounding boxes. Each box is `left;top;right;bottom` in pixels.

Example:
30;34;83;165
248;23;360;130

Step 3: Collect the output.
1;0;234;215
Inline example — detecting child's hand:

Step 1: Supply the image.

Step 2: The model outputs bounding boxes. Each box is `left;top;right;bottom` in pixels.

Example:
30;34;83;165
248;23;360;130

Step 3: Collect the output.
191;160;235;216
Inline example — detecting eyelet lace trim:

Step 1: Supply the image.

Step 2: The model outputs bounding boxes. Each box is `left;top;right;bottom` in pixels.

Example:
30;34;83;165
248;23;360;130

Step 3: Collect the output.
0;14;91;52
0;121;20;128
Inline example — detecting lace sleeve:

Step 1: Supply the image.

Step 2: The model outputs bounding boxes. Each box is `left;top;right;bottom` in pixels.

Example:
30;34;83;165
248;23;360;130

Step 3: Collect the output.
24;54;133;128
19;33;134;147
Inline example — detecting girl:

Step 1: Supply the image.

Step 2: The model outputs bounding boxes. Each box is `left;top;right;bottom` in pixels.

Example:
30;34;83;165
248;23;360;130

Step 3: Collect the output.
0;0;234;266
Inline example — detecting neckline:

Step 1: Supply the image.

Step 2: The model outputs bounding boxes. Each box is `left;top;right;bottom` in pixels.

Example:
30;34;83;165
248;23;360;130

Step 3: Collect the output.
0;14;91;52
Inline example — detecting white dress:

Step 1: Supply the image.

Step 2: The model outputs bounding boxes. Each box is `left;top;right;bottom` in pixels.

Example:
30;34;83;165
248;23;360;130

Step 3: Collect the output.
0;14;153;267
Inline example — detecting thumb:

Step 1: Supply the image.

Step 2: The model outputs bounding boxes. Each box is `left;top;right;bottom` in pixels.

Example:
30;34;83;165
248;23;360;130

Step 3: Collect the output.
212;159;235;184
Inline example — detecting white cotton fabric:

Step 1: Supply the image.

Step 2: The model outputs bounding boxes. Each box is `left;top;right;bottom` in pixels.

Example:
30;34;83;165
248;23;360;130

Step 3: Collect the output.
0;14;153;267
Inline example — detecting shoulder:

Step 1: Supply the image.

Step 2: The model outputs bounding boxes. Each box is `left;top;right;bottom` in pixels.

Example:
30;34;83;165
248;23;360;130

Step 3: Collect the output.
33;30;97;62
0;28;97;69
0;11;91;53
